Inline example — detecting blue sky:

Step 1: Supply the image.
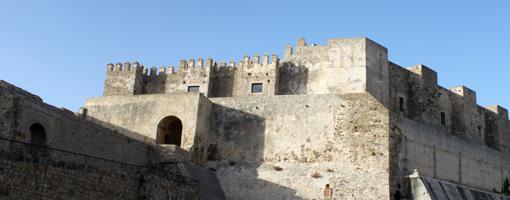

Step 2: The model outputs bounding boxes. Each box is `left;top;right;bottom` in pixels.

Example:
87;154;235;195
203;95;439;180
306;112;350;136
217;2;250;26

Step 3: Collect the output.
0;0;509;111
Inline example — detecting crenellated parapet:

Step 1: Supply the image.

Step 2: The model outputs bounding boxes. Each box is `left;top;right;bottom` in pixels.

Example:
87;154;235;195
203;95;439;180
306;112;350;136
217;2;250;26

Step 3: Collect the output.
104;58;215;96
165;58;214;96
104;37;393;100
100;36;510;159
206;54;280;97
232;54;280;96
106;62;143;73
104;62;145;96
209;60;235;97
143;65;169;94
388;62;510;151
101;37;510;155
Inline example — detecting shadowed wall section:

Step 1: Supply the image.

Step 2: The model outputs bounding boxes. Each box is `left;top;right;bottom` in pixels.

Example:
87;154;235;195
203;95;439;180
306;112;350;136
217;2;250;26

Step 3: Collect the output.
207;93;391;200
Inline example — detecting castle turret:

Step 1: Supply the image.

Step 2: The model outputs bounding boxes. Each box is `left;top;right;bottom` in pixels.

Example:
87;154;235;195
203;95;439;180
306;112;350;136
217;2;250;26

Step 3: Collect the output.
103;62;145;96
282;37;390;106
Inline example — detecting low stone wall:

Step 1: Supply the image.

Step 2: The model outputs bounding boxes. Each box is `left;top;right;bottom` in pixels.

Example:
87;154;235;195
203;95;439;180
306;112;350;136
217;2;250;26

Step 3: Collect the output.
0;81;151;166
0;137;200;200
140;173;199;200
0;158;200;200
0;158;140;200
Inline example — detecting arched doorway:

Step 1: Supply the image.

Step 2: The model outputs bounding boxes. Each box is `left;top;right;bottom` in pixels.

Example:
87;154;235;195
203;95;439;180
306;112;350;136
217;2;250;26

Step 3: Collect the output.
28;123;48;159
156;116;183;146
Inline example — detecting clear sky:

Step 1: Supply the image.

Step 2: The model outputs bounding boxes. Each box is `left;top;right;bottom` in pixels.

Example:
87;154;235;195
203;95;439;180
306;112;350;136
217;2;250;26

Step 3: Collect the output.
0;0;509;111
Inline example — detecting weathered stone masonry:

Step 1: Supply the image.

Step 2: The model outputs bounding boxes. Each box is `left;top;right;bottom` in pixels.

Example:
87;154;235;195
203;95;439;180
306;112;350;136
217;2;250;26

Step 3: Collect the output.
2;36;509;200
0;81;203;200
89;37;510;199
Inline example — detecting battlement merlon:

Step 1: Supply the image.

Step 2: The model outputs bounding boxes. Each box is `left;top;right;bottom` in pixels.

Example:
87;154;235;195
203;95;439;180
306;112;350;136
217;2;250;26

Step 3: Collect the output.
485;105;509;120
106;62;144;74
408;64;438;86
163;58;214;96
231;54;280;96
174;58;213;73
450;85;477;103
239;54;278;67
104;62;145;96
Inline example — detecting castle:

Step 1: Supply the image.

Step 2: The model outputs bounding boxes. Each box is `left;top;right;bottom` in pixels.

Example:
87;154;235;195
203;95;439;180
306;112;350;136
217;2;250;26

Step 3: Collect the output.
1;37;509;200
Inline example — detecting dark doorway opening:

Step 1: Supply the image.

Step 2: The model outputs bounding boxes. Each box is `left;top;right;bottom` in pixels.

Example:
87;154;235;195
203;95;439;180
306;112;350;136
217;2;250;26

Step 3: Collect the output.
28;123;48;159
399;97;405;112
156;116;183;146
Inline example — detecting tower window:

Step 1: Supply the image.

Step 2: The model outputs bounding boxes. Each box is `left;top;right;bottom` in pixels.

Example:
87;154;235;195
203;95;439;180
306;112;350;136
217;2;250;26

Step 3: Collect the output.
398;97;405;112
187;86;200;92
478;125;484;140
440;112;446;127
251;83;263;93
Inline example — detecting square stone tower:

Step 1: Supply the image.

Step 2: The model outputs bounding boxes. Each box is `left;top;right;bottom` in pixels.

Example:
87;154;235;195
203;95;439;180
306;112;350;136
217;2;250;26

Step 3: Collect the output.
283;37;390;106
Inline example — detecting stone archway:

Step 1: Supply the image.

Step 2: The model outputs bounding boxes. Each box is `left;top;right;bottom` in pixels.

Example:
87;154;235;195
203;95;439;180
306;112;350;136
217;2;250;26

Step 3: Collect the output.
28;123;48;158
156;116;183;146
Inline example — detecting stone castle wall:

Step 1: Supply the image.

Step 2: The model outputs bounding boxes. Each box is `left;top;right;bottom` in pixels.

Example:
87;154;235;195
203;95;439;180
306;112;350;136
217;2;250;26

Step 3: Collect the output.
388;61;510;193
94;37;510;199
84;91;394;199
232;55;279;96
206;93;392;200
102;38;390;104
101;37;510;156
84;93;212;164
103;55;280;98
398;117;510;192
0;81;203;199
388;63;510;153
0;158;140;200
0;153;199;200
282;38;390;105
4;36;509;199
0;81;149;166
102;37;510;155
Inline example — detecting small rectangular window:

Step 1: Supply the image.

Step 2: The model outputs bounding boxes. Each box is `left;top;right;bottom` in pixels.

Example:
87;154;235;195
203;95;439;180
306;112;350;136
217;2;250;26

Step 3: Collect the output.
187;86;200;92
399;97;405;112
440;112;446;127
478;125;484;139
251;83;263;93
